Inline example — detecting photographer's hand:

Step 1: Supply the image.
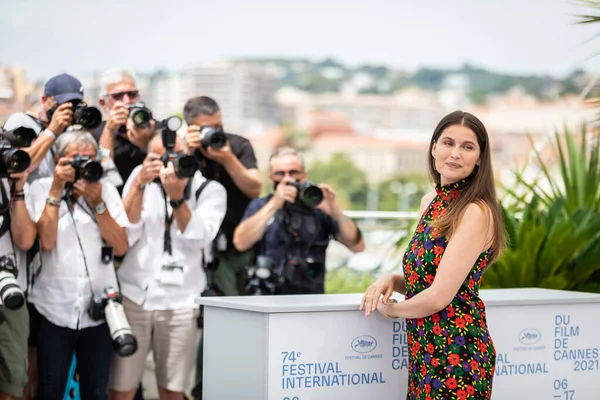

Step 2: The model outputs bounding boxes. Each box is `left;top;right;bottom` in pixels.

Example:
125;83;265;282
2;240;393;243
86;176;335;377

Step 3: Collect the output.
127;118;156;150
317;184;365;253
138;153;163;186
50;158;75;194
73;180;103;208
105;101;129;134
47;102;73;135
198;141;234;165
160;162;188;200
9;171;29;193
271;179;298;210
184;125;202;151
161;162;192;232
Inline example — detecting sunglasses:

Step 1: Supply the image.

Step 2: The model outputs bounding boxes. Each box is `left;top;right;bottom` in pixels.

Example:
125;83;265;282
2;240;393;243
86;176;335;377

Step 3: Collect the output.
107;90;139;101
272;170;303;180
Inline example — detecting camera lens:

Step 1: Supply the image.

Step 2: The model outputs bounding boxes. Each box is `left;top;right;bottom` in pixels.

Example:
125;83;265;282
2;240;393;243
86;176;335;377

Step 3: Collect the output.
173;155;197;178
0;149;31;174
300;185;323;208
78;160;103;182
0;270;24;310
131;108;152;129
74;106;102;130
2;127;36;148
200;127;227;149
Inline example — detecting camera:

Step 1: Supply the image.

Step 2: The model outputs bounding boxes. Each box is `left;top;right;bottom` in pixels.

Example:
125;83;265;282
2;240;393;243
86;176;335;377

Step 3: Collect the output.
282;256;324;294
88;287;138;357
0;126;36;178
286;181;323;210
0;256;24;310
159;116;197;178
244;256;284;296
71;155;103;182
118;102;153;134
198;125;227;149
47;100;102;130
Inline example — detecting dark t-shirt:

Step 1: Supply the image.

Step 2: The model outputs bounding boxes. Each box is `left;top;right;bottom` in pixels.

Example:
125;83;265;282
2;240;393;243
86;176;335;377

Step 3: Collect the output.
195;133;258;247
241;194;339;294
92;121;147;193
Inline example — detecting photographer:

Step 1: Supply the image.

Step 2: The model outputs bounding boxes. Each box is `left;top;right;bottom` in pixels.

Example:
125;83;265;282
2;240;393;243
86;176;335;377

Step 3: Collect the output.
184;97;260;400
25;131;129;400
233;147;365;295
0;168;37;400
109;133;226;400
3;73;86;182
93;68;155;192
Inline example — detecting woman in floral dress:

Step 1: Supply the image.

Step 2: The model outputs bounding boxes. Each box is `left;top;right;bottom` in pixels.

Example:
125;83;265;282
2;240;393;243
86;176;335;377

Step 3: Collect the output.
360;110;506;400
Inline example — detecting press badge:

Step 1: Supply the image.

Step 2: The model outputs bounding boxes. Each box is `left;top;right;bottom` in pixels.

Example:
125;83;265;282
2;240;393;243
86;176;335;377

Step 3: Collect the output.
158;253;185;286
159;263;185;286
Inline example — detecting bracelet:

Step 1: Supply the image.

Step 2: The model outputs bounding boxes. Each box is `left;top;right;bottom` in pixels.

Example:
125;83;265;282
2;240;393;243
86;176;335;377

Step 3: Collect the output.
136;178;146;191
43;128;57;140
13;190;24;196
46;196;61;207
14;194;24;201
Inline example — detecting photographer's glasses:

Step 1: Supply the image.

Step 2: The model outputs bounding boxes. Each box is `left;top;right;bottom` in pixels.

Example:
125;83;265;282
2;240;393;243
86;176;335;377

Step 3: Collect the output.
272;169;303;180
107;90;139;101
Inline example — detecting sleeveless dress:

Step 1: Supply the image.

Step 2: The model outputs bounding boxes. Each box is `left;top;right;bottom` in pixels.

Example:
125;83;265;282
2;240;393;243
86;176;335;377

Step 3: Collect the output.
401;179;496;400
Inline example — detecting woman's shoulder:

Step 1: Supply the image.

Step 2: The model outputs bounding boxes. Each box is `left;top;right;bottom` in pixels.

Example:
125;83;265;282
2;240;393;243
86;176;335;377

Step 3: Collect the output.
419;191;437;214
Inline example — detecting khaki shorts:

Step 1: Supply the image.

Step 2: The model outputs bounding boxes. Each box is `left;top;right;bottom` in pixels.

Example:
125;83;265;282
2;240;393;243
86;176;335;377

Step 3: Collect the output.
109;297;199;392
0;304;29;397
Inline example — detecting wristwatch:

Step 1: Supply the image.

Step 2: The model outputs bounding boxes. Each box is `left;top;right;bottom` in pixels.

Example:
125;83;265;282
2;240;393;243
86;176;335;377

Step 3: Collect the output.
94;202;107;214
169;198;185;209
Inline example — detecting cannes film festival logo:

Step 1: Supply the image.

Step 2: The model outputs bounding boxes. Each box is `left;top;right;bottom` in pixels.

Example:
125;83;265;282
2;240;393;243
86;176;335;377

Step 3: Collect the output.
518;328;541;345
351;335;377;353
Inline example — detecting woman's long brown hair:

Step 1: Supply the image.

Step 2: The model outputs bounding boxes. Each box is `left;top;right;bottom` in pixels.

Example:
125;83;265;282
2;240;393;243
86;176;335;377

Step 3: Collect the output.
428;111;506;264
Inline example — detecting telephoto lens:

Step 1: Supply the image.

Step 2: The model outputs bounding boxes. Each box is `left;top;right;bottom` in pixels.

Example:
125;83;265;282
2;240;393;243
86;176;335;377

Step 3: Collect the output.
199;126;227;149
102;288;138;357
0;256;24;310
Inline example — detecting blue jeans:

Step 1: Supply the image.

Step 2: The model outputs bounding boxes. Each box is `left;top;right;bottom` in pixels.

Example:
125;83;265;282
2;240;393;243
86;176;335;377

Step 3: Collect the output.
37;313;113;400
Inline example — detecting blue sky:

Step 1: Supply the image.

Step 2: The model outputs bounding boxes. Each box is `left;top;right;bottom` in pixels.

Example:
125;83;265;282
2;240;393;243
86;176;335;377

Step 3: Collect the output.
1;0;599;80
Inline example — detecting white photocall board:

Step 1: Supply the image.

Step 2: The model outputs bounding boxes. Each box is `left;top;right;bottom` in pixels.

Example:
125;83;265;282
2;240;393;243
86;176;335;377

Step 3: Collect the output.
267;304;600;400
197;289;600;400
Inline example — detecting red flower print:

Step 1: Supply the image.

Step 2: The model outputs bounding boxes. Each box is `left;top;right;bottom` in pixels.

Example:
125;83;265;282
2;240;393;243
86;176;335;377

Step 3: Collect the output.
432;313;440;323
424;384;431;394
448;353;460;366
433;326;442;335
433;246;444;255
446;377;457;389
455;318;466;329
447;306;455;317
449;189;460;199
466;385;475;395
417;318;424;326
468;278;475;289
434;256;441;266
464;314;473;323
457;389;467;399
426;274;434;284
470;360;478;370
426;343;434;354
431;358;439;367
418;248;425;257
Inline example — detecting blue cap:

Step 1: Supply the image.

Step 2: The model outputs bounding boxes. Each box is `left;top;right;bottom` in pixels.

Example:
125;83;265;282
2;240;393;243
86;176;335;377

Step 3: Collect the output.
44;73;84;104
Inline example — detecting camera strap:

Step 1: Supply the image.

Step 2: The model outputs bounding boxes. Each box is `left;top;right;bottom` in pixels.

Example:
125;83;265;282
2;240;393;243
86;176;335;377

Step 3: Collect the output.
66;198;97;298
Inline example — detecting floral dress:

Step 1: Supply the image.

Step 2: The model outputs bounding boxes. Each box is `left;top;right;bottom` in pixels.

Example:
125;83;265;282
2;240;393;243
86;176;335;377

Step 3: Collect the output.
401;180;496;400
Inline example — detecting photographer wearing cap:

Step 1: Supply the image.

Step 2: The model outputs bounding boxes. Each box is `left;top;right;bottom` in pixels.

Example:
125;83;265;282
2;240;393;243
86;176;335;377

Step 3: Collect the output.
93;68;156;192
0;167;37;399
3;73;87;183
233;147;365;295
25;131;129;400
109;132;226;400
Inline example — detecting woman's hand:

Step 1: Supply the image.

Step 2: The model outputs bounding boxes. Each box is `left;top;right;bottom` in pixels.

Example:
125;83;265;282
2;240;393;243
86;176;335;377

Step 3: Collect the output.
360;273;398;316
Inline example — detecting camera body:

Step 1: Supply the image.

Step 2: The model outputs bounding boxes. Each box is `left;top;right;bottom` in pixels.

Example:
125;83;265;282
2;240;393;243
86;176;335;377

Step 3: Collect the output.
70;155;103;182
88;287;138;357
0;126;36;178
47;101;102;130
286;181;323;211
0;255;24;310
244;256;284;296
198;125;227;149
159;116;197;179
